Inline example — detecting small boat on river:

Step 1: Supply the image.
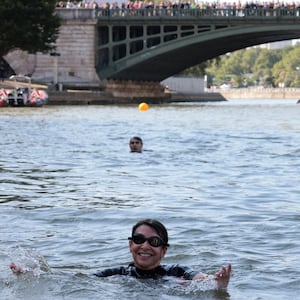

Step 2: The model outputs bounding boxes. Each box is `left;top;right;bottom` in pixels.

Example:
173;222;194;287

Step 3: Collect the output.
0;75;48;107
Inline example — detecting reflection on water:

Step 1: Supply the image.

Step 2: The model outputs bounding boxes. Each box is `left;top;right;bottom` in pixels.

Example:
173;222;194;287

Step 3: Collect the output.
1;99;300;299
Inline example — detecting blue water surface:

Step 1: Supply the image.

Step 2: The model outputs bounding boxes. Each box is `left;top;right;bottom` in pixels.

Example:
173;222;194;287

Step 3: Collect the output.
0;99;299;299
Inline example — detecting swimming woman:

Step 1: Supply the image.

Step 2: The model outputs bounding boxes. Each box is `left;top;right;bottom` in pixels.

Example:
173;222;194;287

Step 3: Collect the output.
10;219;231;289
93;219;231;289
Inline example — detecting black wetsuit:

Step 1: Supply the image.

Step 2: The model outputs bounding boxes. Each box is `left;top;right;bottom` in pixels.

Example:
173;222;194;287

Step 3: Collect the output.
94;263;198;280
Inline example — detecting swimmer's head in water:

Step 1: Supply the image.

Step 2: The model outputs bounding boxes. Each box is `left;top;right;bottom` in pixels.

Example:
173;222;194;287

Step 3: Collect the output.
129;136;143;153
131;219;169;247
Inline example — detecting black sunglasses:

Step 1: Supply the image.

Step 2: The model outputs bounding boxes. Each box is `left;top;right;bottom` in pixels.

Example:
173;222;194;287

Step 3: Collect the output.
128;234;165;247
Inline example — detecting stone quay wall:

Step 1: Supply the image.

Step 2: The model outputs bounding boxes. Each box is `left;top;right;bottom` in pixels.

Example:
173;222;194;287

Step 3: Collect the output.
3;10;172;98
215;87;300;99
4;9;101;88
32;19;100;87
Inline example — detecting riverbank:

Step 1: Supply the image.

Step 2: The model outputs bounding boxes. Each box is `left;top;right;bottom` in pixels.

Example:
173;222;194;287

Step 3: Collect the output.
46;90;227;105
46;87;300;105
0;79;226;104
3;78;300;104
214;87;300;99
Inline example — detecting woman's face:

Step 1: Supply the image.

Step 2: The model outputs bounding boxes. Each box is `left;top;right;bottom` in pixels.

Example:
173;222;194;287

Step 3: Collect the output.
129;224;167;270
129;138;143;152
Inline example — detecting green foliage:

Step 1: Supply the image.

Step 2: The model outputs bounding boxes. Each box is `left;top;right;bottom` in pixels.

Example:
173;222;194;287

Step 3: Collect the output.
184;43;300;88
272;44;300;87
0;0;60;56
181;62;209;76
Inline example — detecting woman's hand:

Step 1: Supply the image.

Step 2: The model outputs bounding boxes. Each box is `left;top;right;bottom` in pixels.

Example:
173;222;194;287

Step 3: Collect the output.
193;263;231;289
215;264;231;289
9;262;23;274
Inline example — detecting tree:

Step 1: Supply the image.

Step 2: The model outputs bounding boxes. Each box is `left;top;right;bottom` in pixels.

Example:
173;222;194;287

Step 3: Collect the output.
239;48;259;74
0;0;60;57
204;57;225;86
252;49;281;86
181;61;209;77
206;52;246;87
272;45;300;87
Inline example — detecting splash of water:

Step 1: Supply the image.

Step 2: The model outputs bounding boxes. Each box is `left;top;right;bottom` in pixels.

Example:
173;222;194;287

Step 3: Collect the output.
8;246;50;277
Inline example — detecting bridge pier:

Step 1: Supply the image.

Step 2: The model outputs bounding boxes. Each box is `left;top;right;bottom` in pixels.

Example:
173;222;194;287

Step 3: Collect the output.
104;80;168;99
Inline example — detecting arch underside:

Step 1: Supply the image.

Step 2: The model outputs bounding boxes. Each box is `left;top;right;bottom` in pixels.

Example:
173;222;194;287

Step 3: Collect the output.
99;25;300;82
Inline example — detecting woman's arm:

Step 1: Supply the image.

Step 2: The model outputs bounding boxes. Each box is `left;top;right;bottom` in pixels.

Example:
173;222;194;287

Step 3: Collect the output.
193;264;231;289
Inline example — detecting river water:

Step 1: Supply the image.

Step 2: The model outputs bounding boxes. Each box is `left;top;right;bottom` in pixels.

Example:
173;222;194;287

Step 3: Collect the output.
0;99;299;300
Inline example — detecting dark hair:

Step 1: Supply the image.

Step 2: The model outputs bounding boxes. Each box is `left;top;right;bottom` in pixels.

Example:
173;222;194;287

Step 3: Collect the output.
131;219;169;247
130;136;143;144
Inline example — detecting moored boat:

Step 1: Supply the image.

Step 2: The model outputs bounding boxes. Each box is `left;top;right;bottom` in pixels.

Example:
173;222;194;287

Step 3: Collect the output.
0;75;48;107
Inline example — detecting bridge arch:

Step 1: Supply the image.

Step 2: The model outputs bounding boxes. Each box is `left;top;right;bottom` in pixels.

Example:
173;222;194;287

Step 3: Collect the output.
96;8;300;81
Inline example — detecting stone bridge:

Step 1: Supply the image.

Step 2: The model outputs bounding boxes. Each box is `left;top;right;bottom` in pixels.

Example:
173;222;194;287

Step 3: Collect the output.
4;7;300;98
94;7;300;81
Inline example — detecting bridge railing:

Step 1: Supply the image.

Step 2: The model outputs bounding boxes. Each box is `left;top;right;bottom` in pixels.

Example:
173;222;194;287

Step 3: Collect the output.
56;7;300;20
96;7;300;18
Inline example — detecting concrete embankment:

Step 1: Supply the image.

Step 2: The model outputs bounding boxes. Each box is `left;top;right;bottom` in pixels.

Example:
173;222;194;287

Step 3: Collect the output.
47;90;226;105
216;88;300;99
46;87;300;104
0;79;226;104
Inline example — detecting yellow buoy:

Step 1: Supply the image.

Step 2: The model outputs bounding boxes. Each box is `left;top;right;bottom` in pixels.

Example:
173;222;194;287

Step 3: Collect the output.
138;102;149;111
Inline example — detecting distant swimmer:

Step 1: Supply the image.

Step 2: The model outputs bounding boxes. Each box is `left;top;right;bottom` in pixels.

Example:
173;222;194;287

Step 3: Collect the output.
129;136;143;153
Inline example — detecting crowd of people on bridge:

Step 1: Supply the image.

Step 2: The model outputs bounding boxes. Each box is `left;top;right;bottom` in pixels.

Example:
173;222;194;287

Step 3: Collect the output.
56;1;300;19
56;0;300;18
56;0;300;12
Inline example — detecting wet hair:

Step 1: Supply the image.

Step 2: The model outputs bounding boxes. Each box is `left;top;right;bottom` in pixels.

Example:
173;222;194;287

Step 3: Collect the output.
131;219;169;247
130;136;143;144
